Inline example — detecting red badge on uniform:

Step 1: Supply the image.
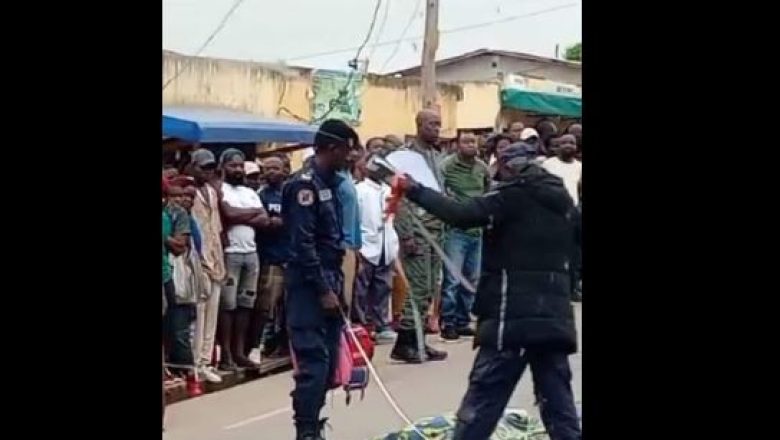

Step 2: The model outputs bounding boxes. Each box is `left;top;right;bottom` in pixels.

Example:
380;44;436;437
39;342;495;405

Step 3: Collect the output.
297;189;314;206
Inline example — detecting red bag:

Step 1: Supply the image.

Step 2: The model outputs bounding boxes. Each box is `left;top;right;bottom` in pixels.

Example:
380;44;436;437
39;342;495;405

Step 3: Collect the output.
343;324;374;405
290;328;352;390
346;324;374;366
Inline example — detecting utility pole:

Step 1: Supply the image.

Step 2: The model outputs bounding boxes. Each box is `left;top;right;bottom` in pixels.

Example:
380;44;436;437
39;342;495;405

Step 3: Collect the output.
421;0;439;110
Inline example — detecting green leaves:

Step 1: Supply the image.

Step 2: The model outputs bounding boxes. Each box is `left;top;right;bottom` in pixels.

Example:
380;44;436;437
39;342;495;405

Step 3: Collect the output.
564;43;582;62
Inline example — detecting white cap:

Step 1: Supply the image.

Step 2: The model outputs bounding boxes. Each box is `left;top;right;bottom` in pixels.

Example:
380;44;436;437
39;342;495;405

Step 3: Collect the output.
520;128;539;141
244;161;261;176
301;147;315;162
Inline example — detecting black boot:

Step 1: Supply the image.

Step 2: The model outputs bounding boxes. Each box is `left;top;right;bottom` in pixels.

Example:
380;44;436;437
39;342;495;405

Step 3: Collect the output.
295;418;328;440
390;329;423;364
317;418;329;440
295;428;319;440
295;431;320;440
424;343;448;361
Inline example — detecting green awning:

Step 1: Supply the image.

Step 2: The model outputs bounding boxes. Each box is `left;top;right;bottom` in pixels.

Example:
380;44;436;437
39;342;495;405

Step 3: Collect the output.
501;88;582;117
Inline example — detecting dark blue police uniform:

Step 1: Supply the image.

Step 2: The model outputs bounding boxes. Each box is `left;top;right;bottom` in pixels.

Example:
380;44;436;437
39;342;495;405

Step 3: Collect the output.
258;184;286;265
281;161;345;438
255;183;288;349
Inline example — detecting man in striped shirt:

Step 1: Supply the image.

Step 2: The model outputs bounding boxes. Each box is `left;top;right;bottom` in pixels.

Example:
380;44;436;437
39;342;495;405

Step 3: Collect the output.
438;131;490;341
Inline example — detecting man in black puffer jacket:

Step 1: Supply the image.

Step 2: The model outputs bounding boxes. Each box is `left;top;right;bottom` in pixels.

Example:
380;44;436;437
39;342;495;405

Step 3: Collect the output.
397;142;581;440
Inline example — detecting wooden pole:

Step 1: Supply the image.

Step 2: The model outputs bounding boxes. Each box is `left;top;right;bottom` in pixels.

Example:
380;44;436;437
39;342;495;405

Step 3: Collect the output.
421;0;439;110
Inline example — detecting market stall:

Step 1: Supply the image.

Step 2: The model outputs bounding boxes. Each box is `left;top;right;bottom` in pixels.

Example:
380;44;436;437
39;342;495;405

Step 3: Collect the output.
498;75;581;129
162;106;317;170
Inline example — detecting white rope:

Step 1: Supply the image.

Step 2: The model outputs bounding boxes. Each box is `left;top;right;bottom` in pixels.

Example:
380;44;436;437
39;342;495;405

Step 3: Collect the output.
166;317;434;438
341;312;432;440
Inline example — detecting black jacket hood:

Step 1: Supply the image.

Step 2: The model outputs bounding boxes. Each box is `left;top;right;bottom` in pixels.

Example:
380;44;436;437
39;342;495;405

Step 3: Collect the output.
498;165;573;217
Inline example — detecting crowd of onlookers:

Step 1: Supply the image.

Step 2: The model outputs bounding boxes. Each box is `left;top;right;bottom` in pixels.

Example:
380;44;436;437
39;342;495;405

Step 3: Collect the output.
161;117;582;405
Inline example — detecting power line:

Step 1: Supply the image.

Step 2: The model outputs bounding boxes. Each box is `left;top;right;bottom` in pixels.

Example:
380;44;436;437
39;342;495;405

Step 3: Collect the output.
286;2;578;68
354;0;384;62
379;0;423;73
312;0;384;124
163;0;249;90
367;0;392;62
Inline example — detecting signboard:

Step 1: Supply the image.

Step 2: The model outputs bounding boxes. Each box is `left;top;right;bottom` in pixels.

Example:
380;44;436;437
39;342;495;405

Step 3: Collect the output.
311;69;363;124
504;74;581;98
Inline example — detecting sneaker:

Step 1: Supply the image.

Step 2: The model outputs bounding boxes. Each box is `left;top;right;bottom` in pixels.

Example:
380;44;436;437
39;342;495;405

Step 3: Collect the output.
375;329;397;344
441;326;460;341
199;366;222;384
266;345;290;358
218;359;238;372
185;376;204;397
456;327;476;338
249;347;263;364
234;355;260;369
164;368;185;385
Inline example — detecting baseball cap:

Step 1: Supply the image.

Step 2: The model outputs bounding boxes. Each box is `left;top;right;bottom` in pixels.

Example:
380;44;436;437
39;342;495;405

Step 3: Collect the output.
219;148;245;165
244;161;261;176
169;175;196;187
519;128;539;141
191;148;216;167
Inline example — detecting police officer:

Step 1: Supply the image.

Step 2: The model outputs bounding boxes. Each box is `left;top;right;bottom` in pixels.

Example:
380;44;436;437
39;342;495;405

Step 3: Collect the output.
282;119;359;440
393;142;582;440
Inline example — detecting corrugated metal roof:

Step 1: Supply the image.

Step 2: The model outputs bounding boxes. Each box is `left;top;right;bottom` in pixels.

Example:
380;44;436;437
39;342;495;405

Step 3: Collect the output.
390;48;581;76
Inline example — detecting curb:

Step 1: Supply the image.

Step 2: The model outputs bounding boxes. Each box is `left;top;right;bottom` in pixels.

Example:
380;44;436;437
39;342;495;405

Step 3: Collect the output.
165;357;292;404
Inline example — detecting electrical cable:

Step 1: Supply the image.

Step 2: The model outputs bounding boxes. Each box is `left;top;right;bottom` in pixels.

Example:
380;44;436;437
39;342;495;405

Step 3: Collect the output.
311;0;383;124
163;0;249;90
378;0;423;72
287;2;577;66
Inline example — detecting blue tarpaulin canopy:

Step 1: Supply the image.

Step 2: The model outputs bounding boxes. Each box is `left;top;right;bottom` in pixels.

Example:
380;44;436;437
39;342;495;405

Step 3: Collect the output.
162;107;318;144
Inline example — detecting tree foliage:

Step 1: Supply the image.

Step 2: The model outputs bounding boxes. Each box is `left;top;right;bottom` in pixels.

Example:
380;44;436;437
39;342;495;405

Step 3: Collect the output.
564;43;581;62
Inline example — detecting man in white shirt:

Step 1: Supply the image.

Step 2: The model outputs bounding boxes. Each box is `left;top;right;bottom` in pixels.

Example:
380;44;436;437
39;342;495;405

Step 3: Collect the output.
352;152;400;343
217;148;270;370
542;134;582;205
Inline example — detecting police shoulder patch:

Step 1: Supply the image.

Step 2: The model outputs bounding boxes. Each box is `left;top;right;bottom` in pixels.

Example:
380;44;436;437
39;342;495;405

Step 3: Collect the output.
318;188;332;201
297;188;315;206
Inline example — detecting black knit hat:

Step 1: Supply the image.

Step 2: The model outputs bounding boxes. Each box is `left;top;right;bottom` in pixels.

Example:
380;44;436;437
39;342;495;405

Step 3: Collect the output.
498;142;538;164
314;119;359;151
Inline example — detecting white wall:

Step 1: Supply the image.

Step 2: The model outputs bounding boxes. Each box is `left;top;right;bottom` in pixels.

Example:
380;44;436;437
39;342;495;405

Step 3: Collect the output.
435;55;581;86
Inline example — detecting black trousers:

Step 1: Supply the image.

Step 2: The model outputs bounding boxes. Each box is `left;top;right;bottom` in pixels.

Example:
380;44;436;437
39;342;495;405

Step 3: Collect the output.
453;346;581;440
289;319;341;433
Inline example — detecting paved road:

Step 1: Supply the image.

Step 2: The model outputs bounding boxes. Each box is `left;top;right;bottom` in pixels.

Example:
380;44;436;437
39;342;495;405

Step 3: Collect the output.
164;305;581;440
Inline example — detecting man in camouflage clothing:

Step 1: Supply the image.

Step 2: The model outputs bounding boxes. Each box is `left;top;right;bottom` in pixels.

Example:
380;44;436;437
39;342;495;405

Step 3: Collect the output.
390;109;448;363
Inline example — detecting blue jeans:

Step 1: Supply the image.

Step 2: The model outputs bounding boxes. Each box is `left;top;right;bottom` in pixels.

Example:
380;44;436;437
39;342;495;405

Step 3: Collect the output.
162;280;195;373
453;347;581;440
440;229;481;330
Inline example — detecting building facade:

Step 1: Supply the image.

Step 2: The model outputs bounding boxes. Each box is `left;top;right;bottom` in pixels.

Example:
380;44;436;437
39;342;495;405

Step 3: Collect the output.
391;49;581;87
